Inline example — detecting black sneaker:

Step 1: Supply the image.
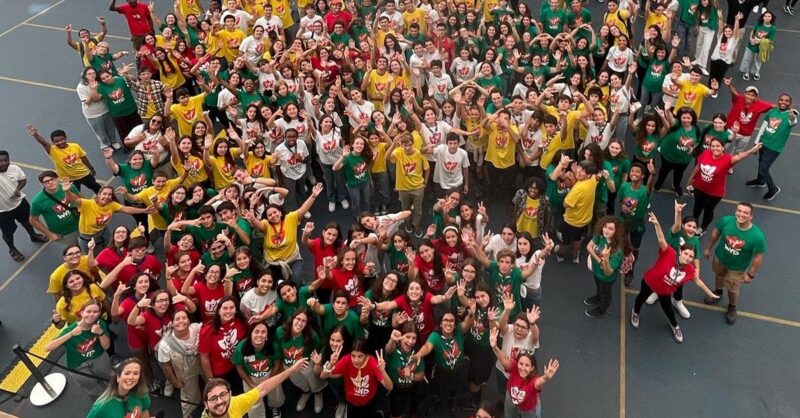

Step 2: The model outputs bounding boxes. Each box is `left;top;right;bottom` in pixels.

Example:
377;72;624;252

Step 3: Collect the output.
704;289;723;304
763;186;781;201
585;308;609;318
746;179;766;188
584;296;600;306
725;305;738;324
674;187;684;197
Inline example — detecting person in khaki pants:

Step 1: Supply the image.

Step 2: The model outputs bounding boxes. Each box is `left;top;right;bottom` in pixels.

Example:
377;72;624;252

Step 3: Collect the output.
386;135;429;238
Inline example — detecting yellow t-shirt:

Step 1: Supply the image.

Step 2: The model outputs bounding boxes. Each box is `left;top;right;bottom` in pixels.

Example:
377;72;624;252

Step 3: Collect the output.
136;178;183;231
159;55;187;90
50;143;90;180
563;177;597;227
217;28;246;62
210;148;242;189
375;29;396;49
366;71;390;104
604;9;631;37
271;0;294;28
245;153;271;178
156;35;177;50
370;142;388;173
388;70;411;92
675;81;711;116
483;0;499;21
262;211;300;262
485;124;519;169
174;154;209;187
516;196;541;237
403;8;428;33
55;284;106;324
48;256;94;296
78;198;123;235
645;12;669;34
170;94;207;137
227;388;261;418
390;148;429;191
177;0;203;18
539;132;565;169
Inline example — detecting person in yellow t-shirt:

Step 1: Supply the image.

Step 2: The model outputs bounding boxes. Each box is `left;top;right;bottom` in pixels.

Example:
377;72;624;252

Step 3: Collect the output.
168;88;207;136
54;271;108;325
603;0;631;37
201;359;309;418
556;160;597;262
119;170;187;232
168;130;209;187
482;110;521;200
47;248;96;301
541;92;594;151
65;19;107;67
538;113;570;169
270;0;294;28
673;66;718;116
177;0;204;19
27;125;102;193
214;15;246;63
203;131;248;189
244;142;272;179
361;58;390;109
153;48;187;90
386;135;429;234
402;0;428;33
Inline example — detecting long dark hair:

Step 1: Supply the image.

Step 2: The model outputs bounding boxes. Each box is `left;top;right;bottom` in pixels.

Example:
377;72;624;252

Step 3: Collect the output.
154;47;179;75
281;308;315;348
211;296;244;331
61;270;94;314
418;239;445;280
322;325;353;363
241;322;275;357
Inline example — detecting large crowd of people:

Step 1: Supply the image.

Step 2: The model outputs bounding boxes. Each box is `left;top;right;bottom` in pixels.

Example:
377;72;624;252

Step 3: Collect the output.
0;0;795;416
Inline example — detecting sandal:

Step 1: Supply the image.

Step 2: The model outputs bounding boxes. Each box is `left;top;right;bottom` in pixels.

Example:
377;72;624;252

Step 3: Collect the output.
9;249;25;262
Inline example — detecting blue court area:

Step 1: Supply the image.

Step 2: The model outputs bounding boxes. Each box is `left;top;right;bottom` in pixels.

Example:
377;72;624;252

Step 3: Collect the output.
0;1;798;417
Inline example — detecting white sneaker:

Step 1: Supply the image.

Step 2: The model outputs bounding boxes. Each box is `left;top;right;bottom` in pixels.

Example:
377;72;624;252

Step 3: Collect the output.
296;392;311;411
672;298;691;319
645;293;658;305
304;211;312;219
554;244;565;263
341;200;350;209
314;392;324;413
328;202;336;212
111;142;122;150
335;404;347;418
163;380;174;397
630;310;640;328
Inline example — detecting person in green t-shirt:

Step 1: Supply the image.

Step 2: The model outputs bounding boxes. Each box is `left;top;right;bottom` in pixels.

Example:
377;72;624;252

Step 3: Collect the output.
584;217;626;318
307;291;368;339
385;323;426;416
92;68;143;138
333;138;372;215
470;245;540;318
172;205;235;252
86;358;151;418
44;299;112;398
740;12;777;79
272;310;327;403
654;107;699;197
232;323;286;417
617;161;656;286
413;310;469;414
702;202;766;324
749;95;798;199
29;170;80;245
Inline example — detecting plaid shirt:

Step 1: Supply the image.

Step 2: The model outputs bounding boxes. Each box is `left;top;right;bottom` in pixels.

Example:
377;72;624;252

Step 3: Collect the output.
127;78;166;118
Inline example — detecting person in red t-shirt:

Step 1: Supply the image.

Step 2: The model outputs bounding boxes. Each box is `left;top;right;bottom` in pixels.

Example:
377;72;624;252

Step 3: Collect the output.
631;213;720;343
109;0;154;49
688;138;761;232
490;327;559;418
90;225;131;273
198;296;248;395
370;280;457;344
325;247;376;308
724;82;774;153
408;240;449;294
127;289;194;351
183;263;234;324
321;339;393;417
323;1;353;32
302;221;343;303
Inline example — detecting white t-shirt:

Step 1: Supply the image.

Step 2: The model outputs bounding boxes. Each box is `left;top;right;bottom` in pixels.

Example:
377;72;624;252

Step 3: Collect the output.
609;86;631;114
520;127;542;167
274;140;309;180
346;100;375;127
662;73;690;109
156;322;201;364
380;11;404;31
239;35;268;66
126;124;168;164
450;58;478;83
258;71;278;93
518;250;545;291
240;289;279;327
710;36;739;64
314;128;344;166
420;122;451;161
495;325;539;377
299;15;323;32
274;118;309;143
428;73;453;103
485;234;517;260
77;83;110;119
254;15;283;36
221;9;253;32
0;165;25;212
581;121;612;150
432;144;470;189
606;47;635;73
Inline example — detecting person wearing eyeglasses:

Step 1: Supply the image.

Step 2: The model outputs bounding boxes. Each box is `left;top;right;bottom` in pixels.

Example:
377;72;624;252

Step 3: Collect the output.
47;244;99;303
29;170;81;247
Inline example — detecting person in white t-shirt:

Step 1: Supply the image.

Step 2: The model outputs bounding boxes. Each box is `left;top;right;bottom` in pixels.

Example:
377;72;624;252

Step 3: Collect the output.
220;0;253;33
493;300;541;397
427;60;453;105
0;151;47;262
253;5;284;40
271;128;311;213
428;134;471;196
240;273;280;328
156;310;201;417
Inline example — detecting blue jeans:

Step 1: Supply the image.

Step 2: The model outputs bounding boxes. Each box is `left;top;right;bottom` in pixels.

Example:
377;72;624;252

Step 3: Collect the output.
371;171;390;209
347;182;371;216
674;21;698;59
320;163;348;203
756;146;781;191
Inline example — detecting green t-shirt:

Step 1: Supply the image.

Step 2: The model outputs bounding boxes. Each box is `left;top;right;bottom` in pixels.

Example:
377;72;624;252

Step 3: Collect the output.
29;185;80;236
596;160;614;204
97;76;138;117
58;320;108;369
607;157;631;191
89;53;118;76
200;249;231;269
679;0;700;25
365;289;394;328
232;339;275;378
635;134;660;160
566;8;592;39
760;108;796;153
667;229;700;257
427;329;466;370
486;261;522;317
86;392;151;418
117;162;154;195
643;58;670;93
275;285;312;319
546;164;571;209
238;89;264;109
698;5;719;30
273;326;321;367
386;244;410;281
342;153;369;187
467;306;491;347
659;125;698;165
699;127;732;153
386;347;424;388
590;235;623;282
540;9;566;36
184;223;233;251
713;216;766;272
321;304;364;339
747;24;777;52
330;31;352;46
617;182;650;231
475;75;504;93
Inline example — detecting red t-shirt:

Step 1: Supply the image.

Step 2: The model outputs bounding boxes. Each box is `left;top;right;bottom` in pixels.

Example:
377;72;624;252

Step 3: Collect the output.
141;310;173;351
330;264;366;308
198;320;247;376
307;238;340;289
505;361;541;412
323;11;353;32
116;3;153;36
415;257;446;293
194;282;225;324
95;247;128;274
726;94;773;136
119;297;147;350
394;293;435;341
331;354;382;406
165;245;201;267
113;255;164;287
643;247;697;296
692;150;733;197
433;240;469;272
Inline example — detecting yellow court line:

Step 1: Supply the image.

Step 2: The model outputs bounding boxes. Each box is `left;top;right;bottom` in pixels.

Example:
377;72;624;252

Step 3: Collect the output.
0;325;59;393
0;75;73;92
0;0;66;39
619;282;627;418
11;161;53;172
623;288;800;328
21;22;130;41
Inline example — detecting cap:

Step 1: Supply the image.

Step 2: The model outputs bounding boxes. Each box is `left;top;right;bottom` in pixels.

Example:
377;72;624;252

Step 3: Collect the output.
744;86;759;95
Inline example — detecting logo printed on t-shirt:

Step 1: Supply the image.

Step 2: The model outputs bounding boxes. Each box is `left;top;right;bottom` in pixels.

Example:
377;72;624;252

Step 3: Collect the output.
724;235;745;255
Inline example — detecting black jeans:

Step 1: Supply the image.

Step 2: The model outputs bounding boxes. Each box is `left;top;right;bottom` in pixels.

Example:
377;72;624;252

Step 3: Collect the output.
692;189;723;230
73;174;102;194
633;280;679;327
655;157;689;194
0;199;38;250
756;146;781;192
708;59;731;86
591;276;616;314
